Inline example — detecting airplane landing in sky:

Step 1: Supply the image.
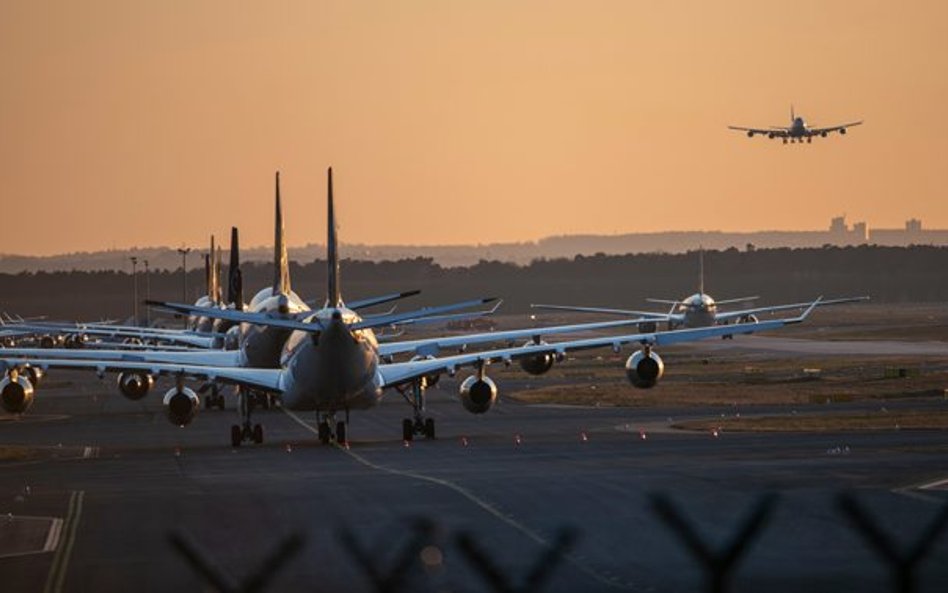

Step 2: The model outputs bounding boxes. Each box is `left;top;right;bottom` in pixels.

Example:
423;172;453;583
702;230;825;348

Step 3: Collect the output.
729;106;863;144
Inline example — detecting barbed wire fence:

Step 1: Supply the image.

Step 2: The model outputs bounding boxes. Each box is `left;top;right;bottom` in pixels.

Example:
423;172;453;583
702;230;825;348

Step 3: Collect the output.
168;492;948;593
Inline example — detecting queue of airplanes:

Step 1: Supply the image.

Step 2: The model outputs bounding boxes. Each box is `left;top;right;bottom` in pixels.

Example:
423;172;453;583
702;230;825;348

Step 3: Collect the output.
0;168;863;447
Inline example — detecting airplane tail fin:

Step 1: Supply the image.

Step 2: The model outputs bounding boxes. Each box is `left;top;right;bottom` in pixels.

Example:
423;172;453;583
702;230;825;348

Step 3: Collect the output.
214;243;223;304
227;226;244;311
272;171;292;296
203;249;211;301
698;247;705;296
790;104;795;122
327;167;341;307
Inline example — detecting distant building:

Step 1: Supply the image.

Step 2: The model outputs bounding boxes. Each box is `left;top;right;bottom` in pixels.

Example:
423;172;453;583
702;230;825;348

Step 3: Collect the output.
870;218;948;247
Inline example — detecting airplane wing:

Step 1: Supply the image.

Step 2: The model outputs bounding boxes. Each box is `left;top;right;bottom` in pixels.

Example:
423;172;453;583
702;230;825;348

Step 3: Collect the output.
531;303;670;319
808;121;863;135
0;347;242;367
714;296;868;324
146;301;325;332
728;126;788;138
378;299;820;388
346;290;421;310
3;322;220;349
0;358;284;394
378;317;652;358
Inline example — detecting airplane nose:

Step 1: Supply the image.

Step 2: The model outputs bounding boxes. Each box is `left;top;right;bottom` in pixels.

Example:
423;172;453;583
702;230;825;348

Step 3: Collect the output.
331;310;342;321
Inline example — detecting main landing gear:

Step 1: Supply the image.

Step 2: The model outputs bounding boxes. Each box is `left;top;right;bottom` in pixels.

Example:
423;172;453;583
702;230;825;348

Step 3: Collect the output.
399;379;436;441
231;387;264;447
200;382;225;410
316;410;349;445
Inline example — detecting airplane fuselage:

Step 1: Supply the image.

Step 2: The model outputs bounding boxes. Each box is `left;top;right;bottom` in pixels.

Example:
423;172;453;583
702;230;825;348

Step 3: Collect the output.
788;117;808;138
676;293;718;328
237;291;310;369
278;306;383;413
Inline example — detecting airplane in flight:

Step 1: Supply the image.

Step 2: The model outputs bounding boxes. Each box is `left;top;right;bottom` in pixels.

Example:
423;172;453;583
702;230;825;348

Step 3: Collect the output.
533;250;868;331
0;168;822;448
729;106;863;144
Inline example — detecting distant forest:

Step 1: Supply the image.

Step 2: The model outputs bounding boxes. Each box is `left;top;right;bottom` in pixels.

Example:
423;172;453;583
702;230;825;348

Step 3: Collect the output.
0;246;945;321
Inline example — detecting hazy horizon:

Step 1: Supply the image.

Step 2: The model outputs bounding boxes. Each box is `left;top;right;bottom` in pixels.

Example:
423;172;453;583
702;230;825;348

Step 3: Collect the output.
3;1;946;256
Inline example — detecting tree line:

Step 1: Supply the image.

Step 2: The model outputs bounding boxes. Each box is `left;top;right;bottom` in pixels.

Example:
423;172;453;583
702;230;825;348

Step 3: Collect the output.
0;245;944;321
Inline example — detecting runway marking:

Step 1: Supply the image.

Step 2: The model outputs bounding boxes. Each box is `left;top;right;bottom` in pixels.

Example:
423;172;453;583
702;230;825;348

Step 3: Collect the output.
283;409;637;590
81;446;100;459
0;516;64;559
43;490;84;593
915;476;948;491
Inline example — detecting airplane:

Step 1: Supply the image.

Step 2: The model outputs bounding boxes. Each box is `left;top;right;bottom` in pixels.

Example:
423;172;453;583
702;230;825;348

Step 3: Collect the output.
728;106;862;144
0;168;822;448
533;250;868;332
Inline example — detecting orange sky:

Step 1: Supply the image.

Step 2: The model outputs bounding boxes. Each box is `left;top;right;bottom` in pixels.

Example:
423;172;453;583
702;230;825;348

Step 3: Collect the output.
2;0;946;255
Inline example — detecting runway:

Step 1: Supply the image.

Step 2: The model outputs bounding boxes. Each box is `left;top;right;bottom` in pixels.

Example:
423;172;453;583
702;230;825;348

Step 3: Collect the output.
3;371;948;592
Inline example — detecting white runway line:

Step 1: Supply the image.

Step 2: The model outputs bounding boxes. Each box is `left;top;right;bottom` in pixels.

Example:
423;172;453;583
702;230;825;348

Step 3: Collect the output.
283;408;639;591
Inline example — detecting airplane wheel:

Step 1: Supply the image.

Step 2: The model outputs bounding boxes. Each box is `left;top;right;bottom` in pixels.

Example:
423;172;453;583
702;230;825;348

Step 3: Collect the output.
205;397;213;410
336;421;346;444
402;419;414;442
318;421;331;444
252;424;264;444
424;418;435;440
231;425;242;448
216;396;225;411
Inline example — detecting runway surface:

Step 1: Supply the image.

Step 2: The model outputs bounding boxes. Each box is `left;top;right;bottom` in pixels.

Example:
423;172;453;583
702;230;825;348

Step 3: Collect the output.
3;371;948;592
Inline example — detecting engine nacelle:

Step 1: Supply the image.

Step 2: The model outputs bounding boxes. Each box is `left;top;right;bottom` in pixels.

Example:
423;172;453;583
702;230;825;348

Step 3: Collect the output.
625;349;665;389
518;341;554;375
22;365;44;387
1;372;35;414
223;325;242;351
839;128;847;135
736;314;759;324
410;355;440;387
163;386;200;426
39;335;58;349
117;372;155;401
747;131;754;138
459;375;498;414
64;334;87;349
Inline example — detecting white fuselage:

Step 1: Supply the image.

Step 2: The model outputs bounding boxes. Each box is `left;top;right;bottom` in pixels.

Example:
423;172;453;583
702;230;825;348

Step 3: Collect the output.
277;306;383;413
237;289;310;369
675;293;718;328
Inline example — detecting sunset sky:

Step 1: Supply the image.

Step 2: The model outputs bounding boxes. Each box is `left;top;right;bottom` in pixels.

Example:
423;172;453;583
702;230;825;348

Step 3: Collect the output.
1;0;946;255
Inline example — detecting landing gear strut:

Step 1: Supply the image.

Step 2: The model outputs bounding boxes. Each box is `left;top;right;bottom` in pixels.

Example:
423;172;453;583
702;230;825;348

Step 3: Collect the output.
316;409;349;445
201;382;225;410
400;379;436;441
231;387;264;447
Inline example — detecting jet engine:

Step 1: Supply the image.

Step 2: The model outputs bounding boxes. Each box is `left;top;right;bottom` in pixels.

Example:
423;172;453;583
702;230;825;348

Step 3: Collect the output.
625;349;664;389
22;365;44;387
839;128;847;135
821;131;828;138
117;372;155;401
518;341;555;376
39;335;58;349
410;355;440;387
746;131;754;138
163;386;200;426
458;375;498;414
64;334;87;349
1;372;34;414
736;314;759;324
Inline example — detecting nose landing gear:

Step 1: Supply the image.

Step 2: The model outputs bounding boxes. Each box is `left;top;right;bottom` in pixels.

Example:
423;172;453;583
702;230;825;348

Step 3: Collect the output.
316;410;349;445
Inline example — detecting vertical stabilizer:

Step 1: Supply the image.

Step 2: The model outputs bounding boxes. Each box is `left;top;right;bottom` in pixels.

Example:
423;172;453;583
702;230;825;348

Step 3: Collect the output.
327;167;341;307
790;104;795;122
227;227;243;310
273;171;292;295
214;244;223;304
203;251;211;300
698;248;705;296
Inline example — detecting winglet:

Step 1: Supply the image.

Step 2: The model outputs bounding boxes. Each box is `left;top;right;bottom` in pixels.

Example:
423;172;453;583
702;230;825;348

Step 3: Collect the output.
792;296;823;323
327;167;341;307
